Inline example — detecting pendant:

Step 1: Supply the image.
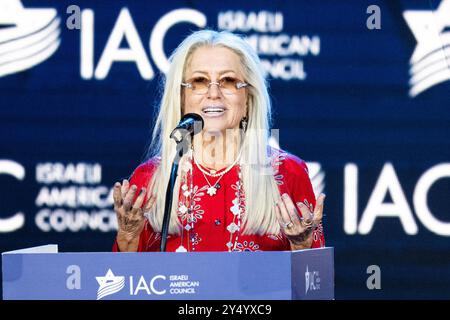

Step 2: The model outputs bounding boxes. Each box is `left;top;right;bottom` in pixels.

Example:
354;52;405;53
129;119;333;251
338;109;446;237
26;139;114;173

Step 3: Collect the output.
207;186;217;196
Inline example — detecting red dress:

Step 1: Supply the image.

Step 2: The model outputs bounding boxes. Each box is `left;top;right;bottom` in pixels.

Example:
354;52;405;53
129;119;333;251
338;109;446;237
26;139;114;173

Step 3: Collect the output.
112;148;325;252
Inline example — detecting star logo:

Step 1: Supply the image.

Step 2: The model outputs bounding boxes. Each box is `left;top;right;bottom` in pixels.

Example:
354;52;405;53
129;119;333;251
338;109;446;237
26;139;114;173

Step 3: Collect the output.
403;0;450;97
95;269;125;300
0;0;61;77
305;265;310;294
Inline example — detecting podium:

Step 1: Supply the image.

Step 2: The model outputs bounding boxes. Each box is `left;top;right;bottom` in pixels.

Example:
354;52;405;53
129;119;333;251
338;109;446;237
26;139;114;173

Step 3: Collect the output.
2;245;334;300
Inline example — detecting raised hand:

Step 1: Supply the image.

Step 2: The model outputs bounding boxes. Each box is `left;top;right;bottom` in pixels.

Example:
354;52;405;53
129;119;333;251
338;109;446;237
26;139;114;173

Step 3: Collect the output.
275;192;325;250
113;179;155;250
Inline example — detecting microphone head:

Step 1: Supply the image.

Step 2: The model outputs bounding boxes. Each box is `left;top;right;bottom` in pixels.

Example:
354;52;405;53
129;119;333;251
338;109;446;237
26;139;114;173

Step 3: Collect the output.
180;113;204;132
170;113;204;143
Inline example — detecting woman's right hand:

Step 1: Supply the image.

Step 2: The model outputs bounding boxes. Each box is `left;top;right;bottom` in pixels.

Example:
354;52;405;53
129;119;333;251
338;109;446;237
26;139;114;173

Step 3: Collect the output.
113;179;155;251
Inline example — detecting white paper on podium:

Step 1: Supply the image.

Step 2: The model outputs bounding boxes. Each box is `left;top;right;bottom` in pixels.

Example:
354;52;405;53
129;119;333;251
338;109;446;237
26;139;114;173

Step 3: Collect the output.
2;244;58;255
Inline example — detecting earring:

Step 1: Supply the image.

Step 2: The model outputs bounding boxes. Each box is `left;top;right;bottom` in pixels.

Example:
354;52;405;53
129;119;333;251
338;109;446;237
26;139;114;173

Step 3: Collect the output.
240;116;248;133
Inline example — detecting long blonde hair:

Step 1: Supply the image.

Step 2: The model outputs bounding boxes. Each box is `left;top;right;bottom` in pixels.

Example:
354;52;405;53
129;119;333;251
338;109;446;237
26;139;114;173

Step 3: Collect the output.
145;30;281;236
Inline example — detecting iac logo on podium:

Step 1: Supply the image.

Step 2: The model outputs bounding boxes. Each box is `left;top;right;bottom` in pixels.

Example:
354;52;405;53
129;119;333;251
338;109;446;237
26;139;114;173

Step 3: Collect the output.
94;269;168;300
305;265;321;295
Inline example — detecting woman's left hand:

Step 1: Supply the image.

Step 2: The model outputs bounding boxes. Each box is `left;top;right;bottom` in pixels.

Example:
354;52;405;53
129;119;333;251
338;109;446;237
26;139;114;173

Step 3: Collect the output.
275;193;325;250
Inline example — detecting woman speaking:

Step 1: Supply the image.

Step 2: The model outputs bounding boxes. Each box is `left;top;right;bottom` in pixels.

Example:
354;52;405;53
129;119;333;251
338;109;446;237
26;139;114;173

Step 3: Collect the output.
112;30;326;252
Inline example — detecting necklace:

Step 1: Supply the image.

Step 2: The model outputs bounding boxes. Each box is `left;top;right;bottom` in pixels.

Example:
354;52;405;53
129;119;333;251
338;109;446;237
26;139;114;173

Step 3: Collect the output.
201;170;226;196
193;149;242;196
193;149;242;178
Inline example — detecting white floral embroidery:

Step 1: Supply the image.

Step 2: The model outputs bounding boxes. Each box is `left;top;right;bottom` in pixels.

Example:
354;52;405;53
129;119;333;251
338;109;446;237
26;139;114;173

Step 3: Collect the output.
187;184;208;224
179;204;188;214
231;179;246;218
274;173;284;186
177;201;189;222
230;204;240;215
182;160;192;173
227;222;239;233
175;245;187;252
271;149;287;169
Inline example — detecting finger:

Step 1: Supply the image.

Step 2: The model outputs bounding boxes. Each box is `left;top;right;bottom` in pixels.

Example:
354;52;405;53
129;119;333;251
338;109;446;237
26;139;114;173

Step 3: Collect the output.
131;187;147;216
274;201;290;232
274;201;283;225
123;184;137;212
144;194;156;212
278;194;294;226
281;193;302;224
297;202;314;225
313;193;326;222
121;179;130;199
113;182;122;208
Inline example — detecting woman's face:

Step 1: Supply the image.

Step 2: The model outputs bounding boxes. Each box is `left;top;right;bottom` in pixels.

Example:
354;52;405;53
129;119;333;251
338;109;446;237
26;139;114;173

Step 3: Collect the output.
182;46;248;134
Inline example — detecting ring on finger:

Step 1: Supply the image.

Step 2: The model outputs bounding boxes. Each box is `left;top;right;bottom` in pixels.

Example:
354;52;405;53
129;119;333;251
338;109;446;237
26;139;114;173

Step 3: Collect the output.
282;221;294;229
300;217;313;227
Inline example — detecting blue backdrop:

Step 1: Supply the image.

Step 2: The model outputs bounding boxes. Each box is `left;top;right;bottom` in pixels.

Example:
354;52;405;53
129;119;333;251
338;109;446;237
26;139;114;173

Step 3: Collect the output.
1;0;449;299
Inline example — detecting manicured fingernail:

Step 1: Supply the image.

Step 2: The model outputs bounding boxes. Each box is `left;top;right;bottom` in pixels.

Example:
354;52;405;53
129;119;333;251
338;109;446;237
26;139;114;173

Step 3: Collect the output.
131;185;137;190
114;182;120;187
282;193;288;198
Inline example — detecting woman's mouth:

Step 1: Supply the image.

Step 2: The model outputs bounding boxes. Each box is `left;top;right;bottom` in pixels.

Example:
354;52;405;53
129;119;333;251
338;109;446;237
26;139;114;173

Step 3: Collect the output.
201;106;226;118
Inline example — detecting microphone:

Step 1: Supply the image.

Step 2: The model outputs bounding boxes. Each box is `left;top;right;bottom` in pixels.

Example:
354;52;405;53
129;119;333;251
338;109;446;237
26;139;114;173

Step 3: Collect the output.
170;113;204;143
161;113;204;252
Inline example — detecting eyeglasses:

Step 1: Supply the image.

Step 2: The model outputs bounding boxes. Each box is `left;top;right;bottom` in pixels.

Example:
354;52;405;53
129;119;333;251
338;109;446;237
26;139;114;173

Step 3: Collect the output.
181;76;248;95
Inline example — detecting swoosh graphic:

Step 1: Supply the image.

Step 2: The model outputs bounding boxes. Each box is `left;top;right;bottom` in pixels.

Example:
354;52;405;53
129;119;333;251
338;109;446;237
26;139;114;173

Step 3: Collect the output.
0;1;60;77
97;279;125;300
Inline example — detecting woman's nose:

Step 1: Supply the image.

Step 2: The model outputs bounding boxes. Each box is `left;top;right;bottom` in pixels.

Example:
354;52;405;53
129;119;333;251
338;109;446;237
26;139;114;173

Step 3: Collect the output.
207;82;222;99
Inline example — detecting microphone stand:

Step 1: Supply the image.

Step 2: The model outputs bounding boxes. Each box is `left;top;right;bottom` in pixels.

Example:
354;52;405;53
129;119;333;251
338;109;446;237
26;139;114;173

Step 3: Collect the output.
160;133;191;252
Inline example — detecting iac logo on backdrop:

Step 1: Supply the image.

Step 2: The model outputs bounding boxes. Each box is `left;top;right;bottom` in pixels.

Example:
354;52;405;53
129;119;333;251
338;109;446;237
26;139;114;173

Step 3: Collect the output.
77;7;317;80
0;1;319;81
2;0;449;95
0;160;117;233
1;158;450;237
